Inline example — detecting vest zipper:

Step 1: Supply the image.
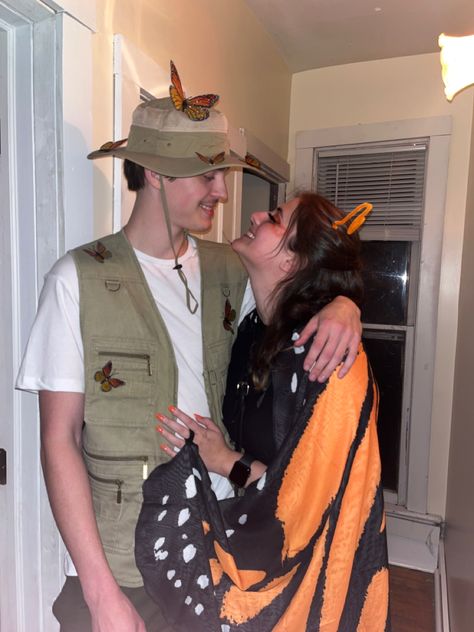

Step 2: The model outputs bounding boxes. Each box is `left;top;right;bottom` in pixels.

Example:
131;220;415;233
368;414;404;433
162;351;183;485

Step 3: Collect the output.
88;471;124;504
98;351;152;376
84;450;149;480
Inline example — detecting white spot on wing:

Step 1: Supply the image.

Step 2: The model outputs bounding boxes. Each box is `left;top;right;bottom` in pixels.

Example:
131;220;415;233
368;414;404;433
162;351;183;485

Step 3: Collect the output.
185;474;197;498
225;529;234;538
291;372;298;393
182;533;188;539
157;510;167;521
167;570;176;580
195;603;204;615
238;514;248;525
183;543;197;563
192;468;202;480
185;596;192;605
197;575;209;589
154;537;168;561
162;495;169;504
178;507;190;526
257;472;267;490
221;626;230;632
293;345;305;354
174;579;182;588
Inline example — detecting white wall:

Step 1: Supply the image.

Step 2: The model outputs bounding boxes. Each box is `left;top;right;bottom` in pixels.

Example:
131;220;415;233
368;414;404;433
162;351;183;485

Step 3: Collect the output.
289;52;474;518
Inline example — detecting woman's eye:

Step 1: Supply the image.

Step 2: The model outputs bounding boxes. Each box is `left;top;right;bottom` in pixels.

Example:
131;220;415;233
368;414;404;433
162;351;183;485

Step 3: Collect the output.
267;212;277;224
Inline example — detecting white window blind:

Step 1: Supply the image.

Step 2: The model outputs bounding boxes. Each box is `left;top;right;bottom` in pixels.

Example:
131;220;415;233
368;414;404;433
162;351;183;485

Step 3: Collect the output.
315;140;428;239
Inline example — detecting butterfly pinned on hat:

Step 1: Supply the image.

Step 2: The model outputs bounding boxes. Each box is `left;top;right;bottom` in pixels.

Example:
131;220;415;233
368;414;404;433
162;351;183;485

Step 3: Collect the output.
169;60;219;121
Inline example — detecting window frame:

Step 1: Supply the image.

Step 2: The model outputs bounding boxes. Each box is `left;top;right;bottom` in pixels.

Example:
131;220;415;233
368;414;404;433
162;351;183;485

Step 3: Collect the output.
295;117;451;515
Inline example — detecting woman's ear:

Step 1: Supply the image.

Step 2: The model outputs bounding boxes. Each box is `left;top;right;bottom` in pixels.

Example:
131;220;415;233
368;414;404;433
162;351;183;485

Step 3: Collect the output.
280;251;295;274
144;169;161;190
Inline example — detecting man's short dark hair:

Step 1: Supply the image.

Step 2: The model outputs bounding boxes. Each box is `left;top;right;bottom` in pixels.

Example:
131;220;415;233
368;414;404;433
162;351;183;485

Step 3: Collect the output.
124;159;146;191
124;159;178;190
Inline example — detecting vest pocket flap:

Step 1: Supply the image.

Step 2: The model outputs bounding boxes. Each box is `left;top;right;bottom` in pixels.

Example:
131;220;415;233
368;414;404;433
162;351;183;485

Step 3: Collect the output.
85;339;157;427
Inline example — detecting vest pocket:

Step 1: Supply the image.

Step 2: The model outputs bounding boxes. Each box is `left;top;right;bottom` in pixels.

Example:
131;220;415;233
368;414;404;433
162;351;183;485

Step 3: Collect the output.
86;340;157;427
85;450;149;553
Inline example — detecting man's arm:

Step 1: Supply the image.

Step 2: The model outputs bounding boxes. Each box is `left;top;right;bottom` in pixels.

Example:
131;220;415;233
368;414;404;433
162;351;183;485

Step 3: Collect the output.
39;391;146;632
296;296;362;383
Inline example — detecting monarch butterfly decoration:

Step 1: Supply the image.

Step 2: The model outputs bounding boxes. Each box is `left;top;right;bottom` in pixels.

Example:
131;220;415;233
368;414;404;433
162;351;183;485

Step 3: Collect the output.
223;299;236;334
98;138;128;153
195;151;226;166
244;153;261;169
94;361;125;392
169;60;219;121
83;241;112;264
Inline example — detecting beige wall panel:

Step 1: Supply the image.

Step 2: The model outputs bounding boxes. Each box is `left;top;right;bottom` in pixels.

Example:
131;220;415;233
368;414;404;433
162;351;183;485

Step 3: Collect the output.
289;52;474;517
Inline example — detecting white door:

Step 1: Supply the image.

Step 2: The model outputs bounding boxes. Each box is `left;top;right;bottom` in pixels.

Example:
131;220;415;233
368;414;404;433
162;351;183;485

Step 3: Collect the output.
0;24;19;631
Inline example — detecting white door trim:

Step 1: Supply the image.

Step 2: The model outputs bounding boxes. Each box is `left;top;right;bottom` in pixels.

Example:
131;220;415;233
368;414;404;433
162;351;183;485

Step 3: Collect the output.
0;1;93;630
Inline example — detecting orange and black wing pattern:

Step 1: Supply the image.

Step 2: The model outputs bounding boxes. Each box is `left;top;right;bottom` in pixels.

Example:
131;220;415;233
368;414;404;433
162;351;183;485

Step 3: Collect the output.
169;60;219;121
136;338;390;631
94;361;125;392
83;241;112;264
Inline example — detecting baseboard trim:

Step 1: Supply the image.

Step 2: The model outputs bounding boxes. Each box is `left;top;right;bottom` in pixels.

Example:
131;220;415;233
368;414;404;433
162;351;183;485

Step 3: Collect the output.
434;540;450;632
386;504;442;572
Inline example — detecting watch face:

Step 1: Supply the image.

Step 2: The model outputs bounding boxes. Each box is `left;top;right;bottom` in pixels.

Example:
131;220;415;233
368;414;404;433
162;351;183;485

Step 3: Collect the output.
229;460;251;488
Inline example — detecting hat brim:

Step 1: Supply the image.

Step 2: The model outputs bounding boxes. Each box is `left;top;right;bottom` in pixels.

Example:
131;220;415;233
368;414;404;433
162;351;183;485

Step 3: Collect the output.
87;147;265;178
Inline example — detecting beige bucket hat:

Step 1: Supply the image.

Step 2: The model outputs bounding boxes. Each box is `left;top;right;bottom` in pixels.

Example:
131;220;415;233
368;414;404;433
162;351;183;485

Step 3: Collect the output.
88;96;262;178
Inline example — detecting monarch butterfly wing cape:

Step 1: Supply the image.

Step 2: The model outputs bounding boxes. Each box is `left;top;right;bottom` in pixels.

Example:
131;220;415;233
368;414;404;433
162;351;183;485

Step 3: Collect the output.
135;344;390;632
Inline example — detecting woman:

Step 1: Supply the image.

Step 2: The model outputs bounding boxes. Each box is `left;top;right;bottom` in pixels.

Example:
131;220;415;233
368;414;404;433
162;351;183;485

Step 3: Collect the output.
135;193;390;632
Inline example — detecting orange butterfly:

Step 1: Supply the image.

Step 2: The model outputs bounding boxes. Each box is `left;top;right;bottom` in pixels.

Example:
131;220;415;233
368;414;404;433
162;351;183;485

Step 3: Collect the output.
94;361;125;392
223;299;236;334
245;153;261;169
196;151;225;165
169;60;219;121
83;241;112;264
98;138;127;152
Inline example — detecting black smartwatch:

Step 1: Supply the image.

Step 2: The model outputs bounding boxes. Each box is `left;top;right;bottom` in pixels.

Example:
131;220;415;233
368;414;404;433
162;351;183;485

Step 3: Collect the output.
229;453;254;488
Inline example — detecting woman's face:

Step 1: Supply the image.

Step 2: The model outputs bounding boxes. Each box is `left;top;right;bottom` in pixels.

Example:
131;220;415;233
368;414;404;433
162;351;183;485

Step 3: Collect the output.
232;197;299;278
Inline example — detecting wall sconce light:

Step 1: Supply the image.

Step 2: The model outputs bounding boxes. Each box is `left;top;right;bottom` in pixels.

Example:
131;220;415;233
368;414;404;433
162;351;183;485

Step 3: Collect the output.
439;33;474;101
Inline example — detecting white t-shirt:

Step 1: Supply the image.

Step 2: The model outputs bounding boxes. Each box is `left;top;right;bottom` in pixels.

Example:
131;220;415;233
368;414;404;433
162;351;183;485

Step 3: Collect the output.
16;236;254;575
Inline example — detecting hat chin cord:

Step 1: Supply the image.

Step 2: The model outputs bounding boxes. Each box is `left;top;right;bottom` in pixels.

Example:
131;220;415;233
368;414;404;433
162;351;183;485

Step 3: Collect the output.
159;174;199;314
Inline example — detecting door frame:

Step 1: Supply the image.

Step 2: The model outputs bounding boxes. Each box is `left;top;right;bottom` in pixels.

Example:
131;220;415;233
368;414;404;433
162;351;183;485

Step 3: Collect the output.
0;2;93;630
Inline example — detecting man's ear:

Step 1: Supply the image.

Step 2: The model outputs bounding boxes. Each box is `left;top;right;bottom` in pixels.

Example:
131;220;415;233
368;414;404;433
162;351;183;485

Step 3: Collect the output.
144;169;161;190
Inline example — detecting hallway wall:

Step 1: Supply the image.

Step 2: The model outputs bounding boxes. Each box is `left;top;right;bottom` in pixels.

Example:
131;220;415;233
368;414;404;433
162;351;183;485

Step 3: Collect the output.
91;0;292;237
444;101;474;631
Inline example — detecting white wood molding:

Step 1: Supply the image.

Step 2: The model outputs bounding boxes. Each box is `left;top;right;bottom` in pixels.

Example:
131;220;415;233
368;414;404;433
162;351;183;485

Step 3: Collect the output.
39;0;96;31
386;505;442;572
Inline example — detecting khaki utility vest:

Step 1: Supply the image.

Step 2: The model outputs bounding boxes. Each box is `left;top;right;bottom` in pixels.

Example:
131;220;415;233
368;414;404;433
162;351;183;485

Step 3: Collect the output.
71;230;247;586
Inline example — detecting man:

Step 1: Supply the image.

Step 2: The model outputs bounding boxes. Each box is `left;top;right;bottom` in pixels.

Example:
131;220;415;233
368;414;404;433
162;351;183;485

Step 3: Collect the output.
17;73;361;631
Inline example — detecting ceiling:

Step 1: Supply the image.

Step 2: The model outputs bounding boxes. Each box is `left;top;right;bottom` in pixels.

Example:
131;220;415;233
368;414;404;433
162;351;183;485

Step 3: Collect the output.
243;0;474;72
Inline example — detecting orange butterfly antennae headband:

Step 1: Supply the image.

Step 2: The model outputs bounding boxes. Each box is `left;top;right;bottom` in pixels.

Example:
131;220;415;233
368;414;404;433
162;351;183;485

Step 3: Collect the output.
332;202;373;235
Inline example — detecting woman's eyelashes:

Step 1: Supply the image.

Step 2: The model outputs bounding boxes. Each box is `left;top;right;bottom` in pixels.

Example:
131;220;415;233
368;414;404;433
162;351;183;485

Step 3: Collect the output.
267;209;282;224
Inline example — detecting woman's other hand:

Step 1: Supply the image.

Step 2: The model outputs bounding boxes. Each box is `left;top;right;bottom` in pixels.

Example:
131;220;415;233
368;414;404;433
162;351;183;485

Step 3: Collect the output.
297;296;361;382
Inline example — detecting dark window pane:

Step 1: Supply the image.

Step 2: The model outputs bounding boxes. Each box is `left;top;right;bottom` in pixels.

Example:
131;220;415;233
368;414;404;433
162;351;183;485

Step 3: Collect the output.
363;330;405;492
360;241;411;326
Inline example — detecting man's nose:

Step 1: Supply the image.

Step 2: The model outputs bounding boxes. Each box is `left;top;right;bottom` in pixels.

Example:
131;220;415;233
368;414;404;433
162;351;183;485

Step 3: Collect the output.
212;171;228;202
